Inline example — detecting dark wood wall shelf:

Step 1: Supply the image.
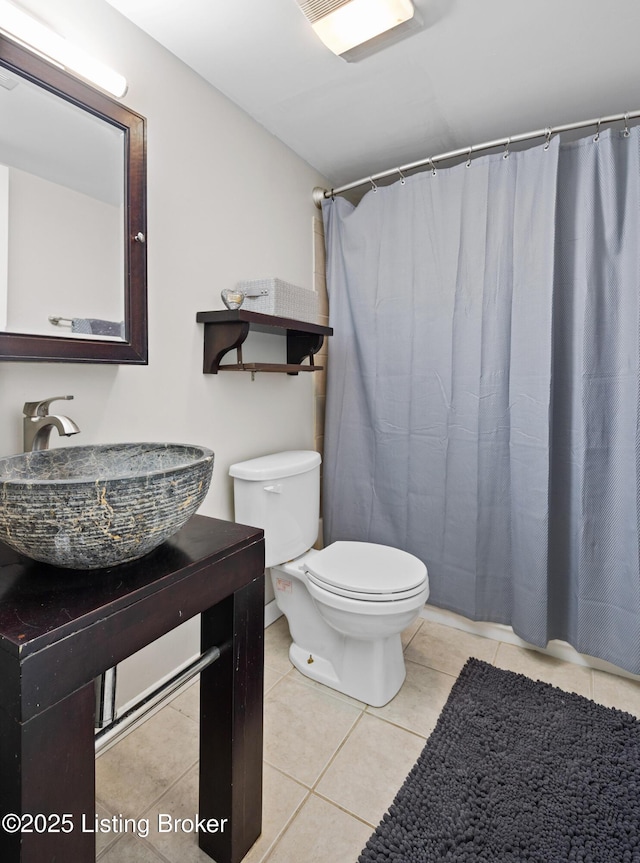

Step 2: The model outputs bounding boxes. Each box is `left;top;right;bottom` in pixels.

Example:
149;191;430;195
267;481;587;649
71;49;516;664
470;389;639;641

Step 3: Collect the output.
196;309;332;375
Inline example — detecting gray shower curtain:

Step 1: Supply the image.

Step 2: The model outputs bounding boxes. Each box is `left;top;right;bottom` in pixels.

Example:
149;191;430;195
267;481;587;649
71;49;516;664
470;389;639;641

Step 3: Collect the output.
322;127;640;674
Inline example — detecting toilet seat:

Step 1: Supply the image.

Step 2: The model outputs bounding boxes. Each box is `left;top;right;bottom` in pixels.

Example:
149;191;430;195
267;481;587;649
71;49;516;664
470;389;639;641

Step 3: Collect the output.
304;541;427;602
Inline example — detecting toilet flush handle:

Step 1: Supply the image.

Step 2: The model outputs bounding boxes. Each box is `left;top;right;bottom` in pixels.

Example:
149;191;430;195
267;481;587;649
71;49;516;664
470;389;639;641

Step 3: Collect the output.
263;483;282;494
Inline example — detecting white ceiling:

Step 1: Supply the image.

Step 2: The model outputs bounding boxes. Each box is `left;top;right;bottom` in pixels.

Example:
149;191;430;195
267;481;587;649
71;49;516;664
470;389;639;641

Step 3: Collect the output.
105;0;640;190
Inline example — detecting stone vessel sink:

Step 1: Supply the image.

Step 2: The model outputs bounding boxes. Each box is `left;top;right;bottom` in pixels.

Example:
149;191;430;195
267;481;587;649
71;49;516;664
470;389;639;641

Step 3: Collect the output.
0;442;214;569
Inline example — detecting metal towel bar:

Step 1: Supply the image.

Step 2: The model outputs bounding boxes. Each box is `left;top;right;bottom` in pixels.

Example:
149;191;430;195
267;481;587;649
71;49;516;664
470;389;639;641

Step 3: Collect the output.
94;641;230;748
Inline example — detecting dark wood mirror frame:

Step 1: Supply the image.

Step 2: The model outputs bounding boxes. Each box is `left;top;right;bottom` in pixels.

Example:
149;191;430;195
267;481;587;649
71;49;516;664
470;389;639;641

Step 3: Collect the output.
0;35;147;364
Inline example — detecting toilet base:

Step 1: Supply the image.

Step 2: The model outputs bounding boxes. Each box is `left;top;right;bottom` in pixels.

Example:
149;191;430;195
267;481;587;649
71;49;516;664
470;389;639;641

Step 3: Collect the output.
289;632;406;707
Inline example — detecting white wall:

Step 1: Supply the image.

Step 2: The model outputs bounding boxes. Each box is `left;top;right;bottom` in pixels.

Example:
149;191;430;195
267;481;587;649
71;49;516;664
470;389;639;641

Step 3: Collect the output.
0;0;328;526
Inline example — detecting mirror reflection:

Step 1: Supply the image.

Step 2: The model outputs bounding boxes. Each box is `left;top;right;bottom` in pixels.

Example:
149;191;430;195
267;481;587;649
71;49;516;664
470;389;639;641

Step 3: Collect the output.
0;66;125;340
0;34;147;365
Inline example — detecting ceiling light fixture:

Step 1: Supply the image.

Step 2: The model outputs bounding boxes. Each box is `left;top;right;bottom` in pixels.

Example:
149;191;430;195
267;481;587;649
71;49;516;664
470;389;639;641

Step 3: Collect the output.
297;0;421;62
0;0;127;97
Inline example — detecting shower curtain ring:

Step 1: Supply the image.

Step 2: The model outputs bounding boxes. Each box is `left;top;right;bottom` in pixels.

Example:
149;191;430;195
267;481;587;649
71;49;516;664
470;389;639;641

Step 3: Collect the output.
466;146;472;167
503;137;511;159
369;177;378;192
544;128;552;151
594;119;601;142
397;168;406;185
624;113;631;138
428;158;437;176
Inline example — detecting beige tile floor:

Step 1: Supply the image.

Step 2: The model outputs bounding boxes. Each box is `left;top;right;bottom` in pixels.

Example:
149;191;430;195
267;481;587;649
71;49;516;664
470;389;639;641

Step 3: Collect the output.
95;615;640;862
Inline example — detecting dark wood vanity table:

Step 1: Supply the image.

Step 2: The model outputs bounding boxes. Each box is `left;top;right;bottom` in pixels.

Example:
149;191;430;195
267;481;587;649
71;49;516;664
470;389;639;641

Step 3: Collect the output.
0;515;265;863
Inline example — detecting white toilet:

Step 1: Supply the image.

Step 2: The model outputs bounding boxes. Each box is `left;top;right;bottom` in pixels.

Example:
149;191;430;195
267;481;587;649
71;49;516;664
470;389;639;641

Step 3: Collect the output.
229;451;429;706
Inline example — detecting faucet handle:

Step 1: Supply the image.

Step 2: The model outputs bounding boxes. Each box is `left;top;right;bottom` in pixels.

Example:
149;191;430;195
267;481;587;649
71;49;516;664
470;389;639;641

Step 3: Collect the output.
23;395;74;417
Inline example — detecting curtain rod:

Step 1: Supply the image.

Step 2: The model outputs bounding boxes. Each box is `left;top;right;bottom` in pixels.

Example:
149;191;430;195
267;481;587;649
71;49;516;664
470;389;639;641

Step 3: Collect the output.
312;108;640;206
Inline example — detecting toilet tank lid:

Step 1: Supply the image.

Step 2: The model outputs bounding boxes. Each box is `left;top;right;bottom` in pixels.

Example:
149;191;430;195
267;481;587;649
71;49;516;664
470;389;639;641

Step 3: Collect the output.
229;450;321;481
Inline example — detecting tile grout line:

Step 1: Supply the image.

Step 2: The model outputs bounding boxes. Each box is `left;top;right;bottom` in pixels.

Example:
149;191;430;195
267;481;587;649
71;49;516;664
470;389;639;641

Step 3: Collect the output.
260;708;369;862
255;789;313;863
260;790;313;863
361;708;431;743
135;836;176;863
262;704;430;850
312;788;380;830
140;758;201;821
308;709;367;793
279;666;367;709
96;753;201;836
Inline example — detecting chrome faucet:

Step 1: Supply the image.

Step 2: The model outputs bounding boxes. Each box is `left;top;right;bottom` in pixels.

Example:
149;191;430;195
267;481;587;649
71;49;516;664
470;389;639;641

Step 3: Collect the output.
23;395;81;452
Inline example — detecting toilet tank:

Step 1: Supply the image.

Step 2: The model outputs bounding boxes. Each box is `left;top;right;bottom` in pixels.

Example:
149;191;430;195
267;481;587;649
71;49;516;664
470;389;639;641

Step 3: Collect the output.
229;451;321;568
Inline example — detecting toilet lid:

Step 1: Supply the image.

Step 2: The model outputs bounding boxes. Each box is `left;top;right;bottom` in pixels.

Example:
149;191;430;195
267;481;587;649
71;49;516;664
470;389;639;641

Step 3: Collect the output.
304;541;427;597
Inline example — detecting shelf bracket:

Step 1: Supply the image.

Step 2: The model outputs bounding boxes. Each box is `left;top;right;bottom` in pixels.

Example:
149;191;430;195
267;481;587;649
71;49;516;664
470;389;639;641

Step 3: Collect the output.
202;321;250;374
286;331;325;375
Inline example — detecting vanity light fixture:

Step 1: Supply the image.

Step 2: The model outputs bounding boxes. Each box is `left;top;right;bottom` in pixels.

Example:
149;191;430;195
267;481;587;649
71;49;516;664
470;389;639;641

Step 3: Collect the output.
0;0;127;97
297;0;421;61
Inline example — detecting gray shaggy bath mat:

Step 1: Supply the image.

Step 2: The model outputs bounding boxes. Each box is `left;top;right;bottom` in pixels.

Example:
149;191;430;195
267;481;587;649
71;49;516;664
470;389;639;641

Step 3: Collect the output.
358;658;640;862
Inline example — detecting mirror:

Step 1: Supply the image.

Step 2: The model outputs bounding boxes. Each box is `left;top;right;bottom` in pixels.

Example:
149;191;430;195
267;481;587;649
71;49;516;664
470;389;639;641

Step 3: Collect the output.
0;35;147;363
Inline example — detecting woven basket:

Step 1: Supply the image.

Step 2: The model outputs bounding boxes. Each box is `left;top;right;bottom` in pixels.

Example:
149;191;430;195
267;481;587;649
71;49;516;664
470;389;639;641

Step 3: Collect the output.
238;278;318;324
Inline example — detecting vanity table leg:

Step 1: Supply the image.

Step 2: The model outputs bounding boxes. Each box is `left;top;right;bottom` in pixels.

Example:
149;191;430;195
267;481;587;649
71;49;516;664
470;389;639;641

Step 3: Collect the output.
0;679;96;862
199;575;264;863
